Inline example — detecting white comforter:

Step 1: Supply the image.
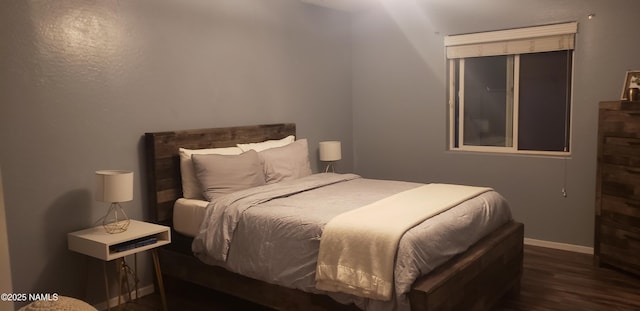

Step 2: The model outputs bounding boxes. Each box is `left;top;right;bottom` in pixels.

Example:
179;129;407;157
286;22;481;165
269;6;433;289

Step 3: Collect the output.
192;173;512;311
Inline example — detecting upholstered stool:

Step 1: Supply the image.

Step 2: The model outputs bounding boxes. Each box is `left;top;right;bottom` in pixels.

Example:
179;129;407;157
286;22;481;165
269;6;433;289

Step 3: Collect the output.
18;296;97;311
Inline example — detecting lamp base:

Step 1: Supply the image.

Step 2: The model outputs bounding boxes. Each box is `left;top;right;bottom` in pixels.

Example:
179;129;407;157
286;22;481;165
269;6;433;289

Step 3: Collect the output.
324;162;336;173
102;202;130;234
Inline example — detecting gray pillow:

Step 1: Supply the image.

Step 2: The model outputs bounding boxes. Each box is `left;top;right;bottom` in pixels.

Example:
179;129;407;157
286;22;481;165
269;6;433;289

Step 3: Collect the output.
192;150;266;201
259;139;312;184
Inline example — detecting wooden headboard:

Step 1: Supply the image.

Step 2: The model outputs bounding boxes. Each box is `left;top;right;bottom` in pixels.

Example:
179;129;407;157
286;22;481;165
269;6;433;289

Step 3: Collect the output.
144;123;296;225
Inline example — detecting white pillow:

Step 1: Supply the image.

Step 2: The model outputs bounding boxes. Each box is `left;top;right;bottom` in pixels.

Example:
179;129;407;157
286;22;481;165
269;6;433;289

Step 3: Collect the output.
259;139;312;184
179;147;243;199
237;135;295;152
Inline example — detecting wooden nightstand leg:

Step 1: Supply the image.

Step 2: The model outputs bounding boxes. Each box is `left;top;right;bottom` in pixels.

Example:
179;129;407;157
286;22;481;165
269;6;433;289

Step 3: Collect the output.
151;249;168;311
134;253;139;300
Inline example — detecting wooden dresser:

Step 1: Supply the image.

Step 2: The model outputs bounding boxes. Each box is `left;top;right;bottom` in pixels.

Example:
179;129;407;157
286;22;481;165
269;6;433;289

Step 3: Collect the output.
595;100;640;276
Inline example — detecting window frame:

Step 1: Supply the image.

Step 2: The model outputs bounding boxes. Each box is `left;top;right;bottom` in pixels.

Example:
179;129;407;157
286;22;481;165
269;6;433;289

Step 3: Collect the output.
446;22;577;156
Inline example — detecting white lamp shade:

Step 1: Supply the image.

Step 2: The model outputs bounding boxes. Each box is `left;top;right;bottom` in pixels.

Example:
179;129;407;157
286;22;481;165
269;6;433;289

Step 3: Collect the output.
95;170;134;203
319;141;342;162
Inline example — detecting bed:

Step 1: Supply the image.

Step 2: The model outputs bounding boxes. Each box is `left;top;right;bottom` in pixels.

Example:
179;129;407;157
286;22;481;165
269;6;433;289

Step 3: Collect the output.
144;123;524;311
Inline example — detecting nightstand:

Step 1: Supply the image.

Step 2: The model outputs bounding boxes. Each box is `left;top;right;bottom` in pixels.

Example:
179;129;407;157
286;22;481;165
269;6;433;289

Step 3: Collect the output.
68;220;171;311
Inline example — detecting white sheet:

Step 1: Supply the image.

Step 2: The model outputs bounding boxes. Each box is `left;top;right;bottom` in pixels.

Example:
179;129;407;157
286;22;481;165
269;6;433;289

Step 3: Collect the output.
173;198;209;237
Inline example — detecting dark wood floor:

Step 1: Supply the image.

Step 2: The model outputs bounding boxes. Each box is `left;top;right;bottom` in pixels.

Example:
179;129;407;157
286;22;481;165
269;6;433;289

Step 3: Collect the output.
495;246;640;310
120;245;640;311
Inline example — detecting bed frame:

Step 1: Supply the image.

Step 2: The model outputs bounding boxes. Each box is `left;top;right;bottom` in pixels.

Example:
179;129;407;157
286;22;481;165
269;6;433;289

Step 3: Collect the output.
144;123;524;311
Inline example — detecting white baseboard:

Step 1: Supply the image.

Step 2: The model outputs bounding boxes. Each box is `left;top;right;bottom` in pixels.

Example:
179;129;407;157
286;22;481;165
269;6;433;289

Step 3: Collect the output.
92;284;155;311
524;238;593;254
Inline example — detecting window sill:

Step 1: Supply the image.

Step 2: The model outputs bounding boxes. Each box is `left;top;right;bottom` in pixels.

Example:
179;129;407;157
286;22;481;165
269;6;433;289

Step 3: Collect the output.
450;146;571;158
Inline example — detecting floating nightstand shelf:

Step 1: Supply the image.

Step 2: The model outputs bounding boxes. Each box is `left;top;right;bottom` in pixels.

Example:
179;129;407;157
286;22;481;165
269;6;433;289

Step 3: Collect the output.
68;220;170;261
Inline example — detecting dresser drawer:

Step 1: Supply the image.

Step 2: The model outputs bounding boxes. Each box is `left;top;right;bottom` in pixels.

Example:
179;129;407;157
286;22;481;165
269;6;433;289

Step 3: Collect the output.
600;137;640;167
600;164;640;200
600;109;640;136
599;195;640;233
597;224;640;275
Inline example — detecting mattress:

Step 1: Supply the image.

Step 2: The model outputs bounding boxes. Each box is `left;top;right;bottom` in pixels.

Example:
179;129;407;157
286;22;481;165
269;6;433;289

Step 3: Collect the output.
173;198;208;237
190;173;513;311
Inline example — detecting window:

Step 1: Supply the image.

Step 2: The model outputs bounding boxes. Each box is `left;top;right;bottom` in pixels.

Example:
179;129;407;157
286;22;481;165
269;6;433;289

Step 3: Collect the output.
446;22;577;155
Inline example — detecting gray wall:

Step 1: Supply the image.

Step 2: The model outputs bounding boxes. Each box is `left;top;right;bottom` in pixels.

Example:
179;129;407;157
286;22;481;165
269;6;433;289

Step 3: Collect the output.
352;0;640;247
0;0;353;306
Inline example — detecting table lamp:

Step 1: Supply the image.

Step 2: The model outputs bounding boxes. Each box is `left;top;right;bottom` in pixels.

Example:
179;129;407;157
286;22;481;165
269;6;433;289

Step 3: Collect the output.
319;141;342;173
95;170;133;234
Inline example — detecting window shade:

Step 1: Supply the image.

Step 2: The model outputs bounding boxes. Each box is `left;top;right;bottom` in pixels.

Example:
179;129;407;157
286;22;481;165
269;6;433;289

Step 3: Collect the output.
445;22;577;59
